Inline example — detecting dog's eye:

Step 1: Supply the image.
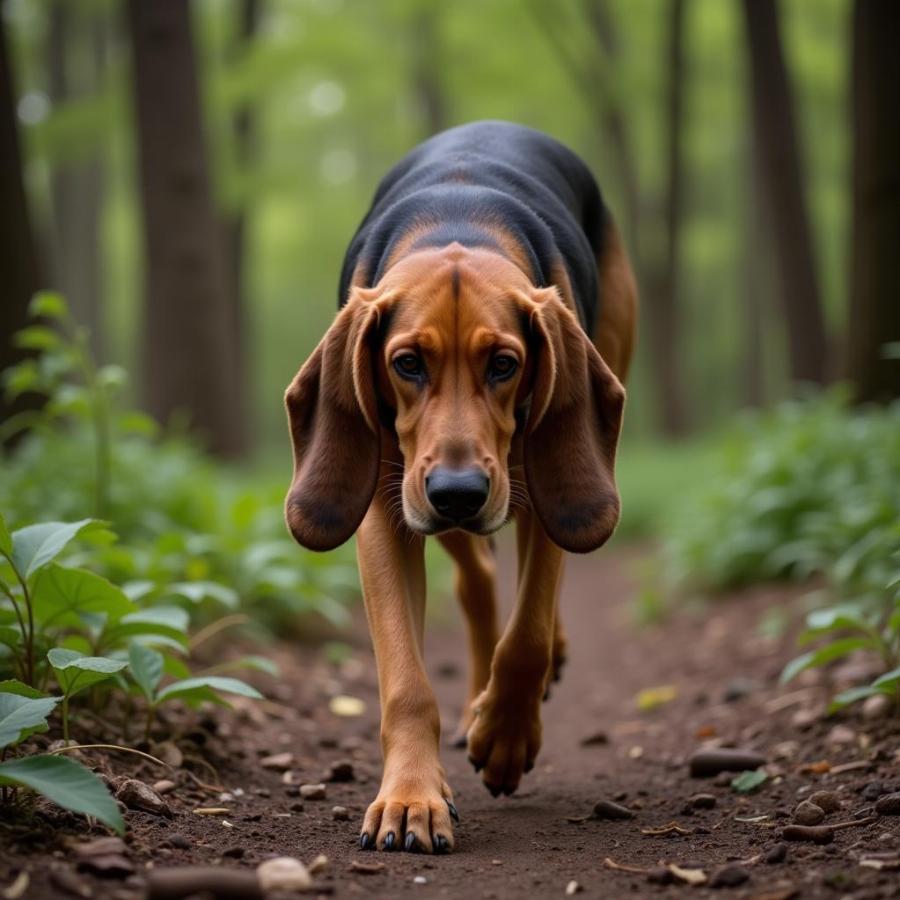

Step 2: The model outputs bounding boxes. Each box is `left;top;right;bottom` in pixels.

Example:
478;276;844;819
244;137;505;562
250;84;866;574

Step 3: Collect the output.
393;354;424;380
488;354;518;381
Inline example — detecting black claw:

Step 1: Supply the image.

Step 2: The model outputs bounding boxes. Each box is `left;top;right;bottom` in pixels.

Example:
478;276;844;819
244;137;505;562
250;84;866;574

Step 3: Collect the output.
434;834;450;854
524;759;535;773
502;783;516;796
487;783;501;798
451;733;468;749
359;832;373;851
404;831;419;853
447;800;460;823
383;831;396;851
468;755;482;772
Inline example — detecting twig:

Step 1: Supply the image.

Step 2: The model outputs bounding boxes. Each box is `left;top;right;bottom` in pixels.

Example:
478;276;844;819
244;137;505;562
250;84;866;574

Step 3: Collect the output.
49;743;170;769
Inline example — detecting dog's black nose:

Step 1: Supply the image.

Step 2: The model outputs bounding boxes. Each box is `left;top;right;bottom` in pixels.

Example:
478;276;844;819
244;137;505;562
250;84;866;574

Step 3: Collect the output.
426;467;490;521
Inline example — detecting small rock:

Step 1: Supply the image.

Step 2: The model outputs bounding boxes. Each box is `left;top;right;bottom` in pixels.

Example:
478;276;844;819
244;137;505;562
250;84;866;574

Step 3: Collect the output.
862;693;891;720
154;741;183;768
166;834;191;850
414;875;428;885
256;857;311;892
565;880;582;895
765;843;789;864
115;779;171;817
860;781;887;801
722;678;756;703
332;805;350;821
646;867;674;885
580;731;609;747
152;779;176;796
590;799;634;820
688;793;717;810
689;747;767;777
222;846;245;859
826;724;856;745
790;708;820;730
299;783;327;800
260;752;294;771
875;792;900;816
808;790;841;813
782;825;834;844
793;801;826;826
326;760;355;782
709;864;750;888
308;855;329;876
348;860;385;875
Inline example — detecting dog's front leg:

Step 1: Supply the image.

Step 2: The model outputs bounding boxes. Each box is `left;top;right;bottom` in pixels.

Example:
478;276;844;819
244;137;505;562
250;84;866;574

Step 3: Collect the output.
466;506;563;796
356;494;456;853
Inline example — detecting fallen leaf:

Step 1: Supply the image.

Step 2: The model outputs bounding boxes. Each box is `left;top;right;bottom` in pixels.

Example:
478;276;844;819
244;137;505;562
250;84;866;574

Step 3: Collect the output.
695;724;717;739
329;695;366;717
636;685;678;712
799;760;831;774
732;769;769;793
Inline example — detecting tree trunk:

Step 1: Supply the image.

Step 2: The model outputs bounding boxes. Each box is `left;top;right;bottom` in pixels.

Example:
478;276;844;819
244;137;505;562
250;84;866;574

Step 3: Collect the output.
411;6;448;137
846;0;900;401
127;0;244;457
221;0;260;457
0;10;42;441
48;0;105;357
741;0;828;386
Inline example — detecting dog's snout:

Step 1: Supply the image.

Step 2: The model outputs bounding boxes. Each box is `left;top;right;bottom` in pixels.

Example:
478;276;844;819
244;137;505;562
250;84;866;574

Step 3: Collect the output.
425;467;490;521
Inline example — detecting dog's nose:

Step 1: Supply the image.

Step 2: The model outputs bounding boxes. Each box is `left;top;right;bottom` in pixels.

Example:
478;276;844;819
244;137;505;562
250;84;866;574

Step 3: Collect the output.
425;467;490;521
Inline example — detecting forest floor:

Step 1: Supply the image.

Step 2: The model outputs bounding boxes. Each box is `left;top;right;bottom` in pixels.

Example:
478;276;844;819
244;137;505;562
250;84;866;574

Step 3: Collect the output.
1;543;898;900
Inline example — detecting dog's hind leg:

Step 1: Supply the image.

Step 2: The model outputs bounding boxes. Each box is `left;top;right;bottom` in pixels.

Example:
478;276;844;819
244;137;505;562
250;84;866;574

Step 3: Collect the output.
437;531;499;747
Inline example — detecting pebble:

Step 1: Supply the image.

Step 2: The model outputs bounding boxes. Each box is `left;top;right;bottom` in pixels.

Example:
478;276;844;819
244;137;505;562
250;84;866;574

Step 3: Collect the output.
688;793;717;810
260;752;294;771
860;781;887;801
309;854;329;876
862;693;891;719
765;843;789;864
326;760;355;782
782;825;834;844
152;779;176;796
115;779;171;817
875;792;900;816
793;800;825;825
256;857;311;892
708;864;750;888
826;724;856;745
565;880;582;895
300;783;327;800
580;731;609;746
790;708;819;730
808;790;841;813
166;834;191;850
332;805;350;821
591;798;634;820
689;747;767;777
722;678;756;702
222;846;245;859
414;875;428;885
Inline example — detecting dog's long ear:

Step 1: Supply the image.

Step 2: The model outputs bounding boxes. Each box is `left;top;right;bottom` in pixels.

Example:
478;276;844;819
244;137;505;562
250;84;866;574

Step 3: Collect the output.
284;296;382;551
521;288;625;553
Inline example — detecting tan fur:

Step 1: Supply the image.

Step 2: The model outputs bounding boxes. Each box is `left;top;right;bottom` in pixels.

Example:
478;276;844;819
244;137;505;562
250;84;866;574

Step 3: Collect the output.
285;221;637;852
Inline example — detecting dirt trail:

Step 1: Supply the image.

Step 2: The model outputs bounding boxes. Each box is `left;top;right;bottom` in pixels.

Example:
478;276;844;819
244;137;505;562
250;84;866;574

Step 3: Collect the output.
2;544;897;898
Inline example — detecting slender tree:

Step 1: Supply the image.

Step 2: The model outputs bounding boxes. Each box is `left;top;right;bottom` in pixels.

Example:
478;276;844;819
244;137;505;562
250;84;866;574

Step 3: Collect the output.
127;0;245;457
47;0;106;356
846;0;900;401
0;8;42;440
741;0;828;386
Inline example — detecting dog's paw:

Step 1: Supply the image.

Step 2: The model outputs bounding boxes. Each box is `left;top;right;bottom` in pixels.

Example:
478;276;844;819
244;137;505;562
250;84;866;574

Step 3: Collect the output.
466;687;542;796
359;767;458;854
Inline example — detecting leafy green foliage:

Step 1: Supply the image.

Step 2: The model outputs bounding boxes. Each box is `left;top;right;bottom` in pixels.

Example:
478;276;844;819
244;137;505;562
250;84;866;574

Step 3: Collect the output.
0;693;59;748
664;392;900;712
0;754;124;835
731;770;768;794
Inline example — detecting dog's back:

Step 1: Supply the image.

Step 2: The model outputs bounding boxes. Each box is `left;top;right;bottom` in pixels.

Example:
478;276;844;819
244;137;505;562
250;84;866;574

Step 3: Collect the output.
339;121;607;333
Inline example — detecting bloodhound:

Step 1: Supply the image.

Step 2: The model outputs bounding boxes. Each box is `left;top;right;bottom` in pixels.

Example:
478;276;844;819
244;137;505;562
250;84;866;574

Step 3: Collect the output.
284;121;637;854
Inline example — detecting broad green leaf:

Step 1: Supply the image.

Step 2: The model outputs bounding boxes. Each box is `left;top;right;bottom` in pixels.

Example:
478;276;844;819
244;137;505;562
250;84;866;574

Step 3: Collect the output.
11;520;101;580
0;679;44;698
32;565;135;628
0;626;22;650
48;648;128;697
0;693;59;748
731;769;768;793
157;685;232;710
780;637;873;684
215;655;280;677
128;643;164;702
0;754;123;834
0;511;11;558
872;667;900;691
29;291;68;320
828;684;880;712
169;581;239;609
156;676;262;704
14;325;61;351
105;607;189;648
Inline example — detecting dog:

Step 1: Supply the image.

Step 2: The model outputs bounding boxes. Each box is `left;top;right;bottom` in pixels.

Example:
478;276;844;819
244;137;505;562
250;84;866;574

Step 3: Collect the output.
284;121;637;854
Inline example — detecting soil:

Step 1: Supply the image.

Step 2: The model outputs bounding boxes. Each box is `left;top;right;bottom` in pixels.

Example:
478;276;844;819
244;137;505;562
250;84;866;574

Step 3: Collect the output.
2;543;898;899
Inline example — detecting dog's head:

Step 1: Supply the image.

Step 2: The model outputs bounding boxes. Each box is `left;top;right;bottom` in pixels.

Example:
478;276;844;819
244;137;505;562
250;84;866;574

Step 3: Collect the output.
284;243;625;553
